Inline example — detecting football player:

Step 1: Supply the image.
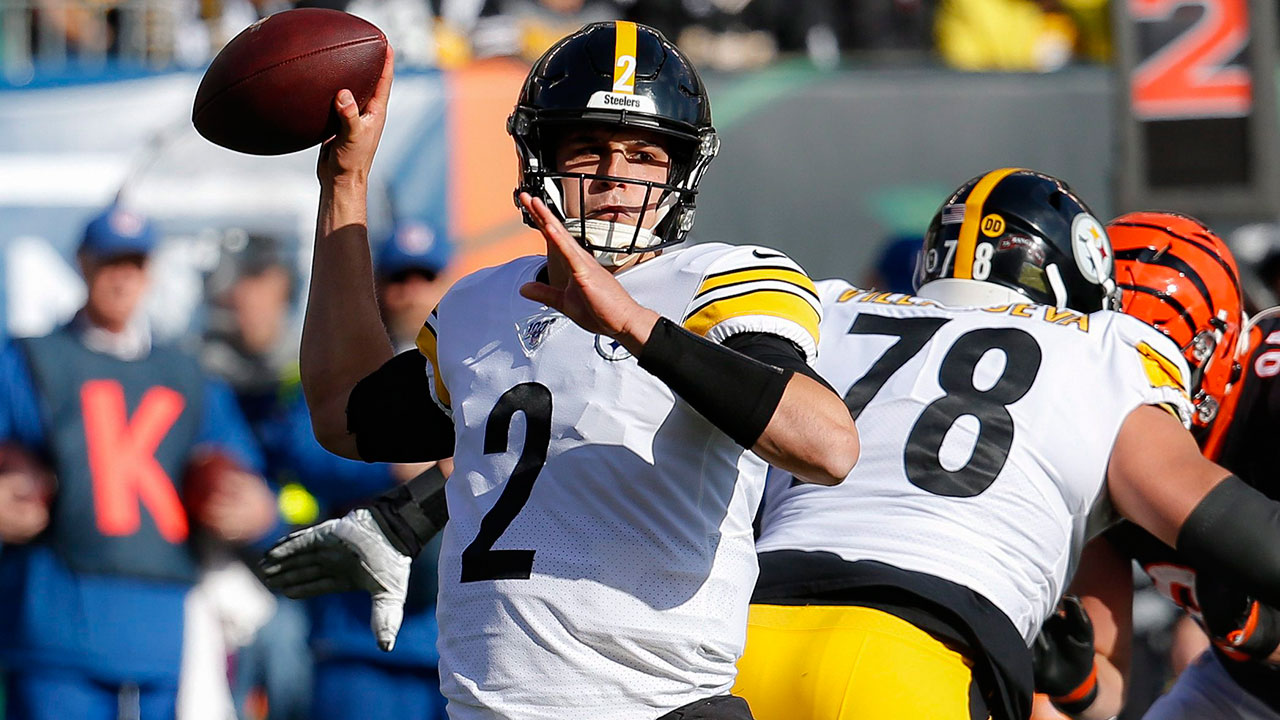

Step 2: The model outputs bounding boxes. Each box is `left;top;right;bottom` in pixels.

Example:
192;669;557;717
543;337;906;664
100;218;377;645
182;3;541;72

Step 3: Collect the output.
1030;212;1280;720
261;21;858;720
732;171;1280;720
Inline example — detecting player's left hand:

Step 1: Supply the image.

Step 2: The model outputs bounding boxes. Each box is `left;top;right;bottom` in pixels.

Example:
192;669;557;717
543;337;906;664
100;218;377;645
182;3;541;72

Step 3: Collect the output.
260;508;410;652
517;193;659;353
1033;595;1097;698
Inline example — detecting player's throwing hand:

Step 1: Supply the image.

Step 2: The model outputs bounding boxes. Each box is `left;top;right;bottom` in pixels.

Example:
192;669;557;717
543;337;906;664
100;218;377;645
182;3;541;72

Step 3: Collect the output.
317;45;395;186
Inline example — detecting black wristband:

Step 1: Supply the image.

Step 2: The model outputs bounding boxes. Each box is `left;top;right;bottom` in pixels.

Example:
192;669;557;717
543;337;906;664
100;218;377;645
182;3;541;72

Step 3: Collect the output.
638;317;792;448
363;466;448;558
1050;668;1099;717
1178;475;1280;609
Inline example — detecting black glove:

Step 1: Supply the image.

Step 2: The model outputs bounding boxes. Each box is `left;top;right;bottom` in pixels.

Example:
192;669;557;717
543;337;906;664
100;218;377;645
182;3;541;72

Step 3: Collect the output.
1197;573;1280;662
1033;595;1098;715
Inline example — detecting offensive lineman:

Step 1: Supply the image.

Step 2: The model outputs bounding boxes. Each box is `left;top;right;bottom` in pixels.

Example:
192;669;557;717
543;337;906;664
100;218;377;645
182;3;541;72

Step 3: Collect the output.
733;170;1280;720
264;21;857;720
1031;212;1280;720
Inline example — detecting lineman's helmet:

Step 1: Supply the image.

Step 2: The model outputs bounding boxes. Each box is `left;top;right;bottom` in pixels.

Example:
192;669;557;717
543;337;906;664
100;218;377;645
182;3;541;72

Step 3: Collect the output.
915;169;1120;313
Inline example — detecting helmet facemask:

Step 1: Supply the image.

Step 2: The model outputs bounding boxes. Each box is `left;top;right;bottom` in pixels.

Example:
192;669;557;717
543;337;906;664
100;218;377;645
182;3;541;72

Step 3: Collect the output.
510;110;719;266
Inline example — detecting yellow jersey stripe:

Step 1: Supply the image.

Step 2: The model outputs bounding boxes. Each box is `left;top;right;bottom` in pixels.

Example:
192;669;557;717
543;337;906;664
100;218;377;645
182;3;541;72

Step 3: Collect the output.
683;289;821;344
613;21;637;93
414;322;452;408
955;167;1020;279
695;267;818;300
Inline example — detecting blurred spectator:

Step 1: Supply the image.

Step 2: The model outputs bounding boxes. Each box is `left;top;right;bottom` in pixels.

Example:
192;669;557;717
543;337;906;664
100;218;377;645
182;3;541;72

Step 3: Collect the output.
199;232;313;720
862;233;921;294
0;444;56;546
441;0;620;62
0;204;277;720
374;219;456;346
202;231;300;419
935;0;1081;71
297;219;455;720
844;0;936;55
626;0;796;71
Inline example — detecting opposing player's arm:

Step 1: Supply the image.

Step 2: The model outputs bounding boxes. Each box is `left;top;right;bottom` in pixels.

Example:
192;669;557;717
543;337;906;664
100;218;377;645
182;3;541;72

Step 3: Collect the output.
1108;404;1280;608
302;48;399;459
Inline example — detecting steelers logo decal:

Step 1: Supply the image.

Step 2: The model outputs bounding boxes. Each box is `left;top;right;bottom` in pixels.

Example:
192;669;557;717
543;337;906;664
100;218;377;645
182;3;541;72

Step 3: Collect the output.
1071;213;1111;284
980;214;1005;237
596;334;633;361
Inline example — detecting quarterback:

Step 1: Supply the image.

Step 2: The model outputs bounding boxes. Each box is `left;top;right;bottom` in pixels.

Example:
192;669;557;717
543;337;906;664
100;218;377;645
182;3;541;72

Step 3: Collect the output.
264;21;857;720
733;170;1280;720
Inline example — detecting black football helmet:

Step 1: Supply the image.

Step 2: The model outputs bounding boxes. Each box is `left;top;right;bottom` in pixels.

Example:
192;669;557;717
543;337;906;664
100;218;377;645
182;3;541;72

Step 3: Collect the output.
507;21;719;257
914;168;1121;313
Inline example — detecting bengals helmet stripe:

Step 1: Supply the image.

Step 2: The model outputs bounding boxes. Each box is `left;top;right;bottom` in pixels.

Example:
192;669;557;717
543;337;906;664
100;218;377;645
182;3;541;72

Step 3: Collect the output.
955;167;1020;280
1109;211;1245;435
1112;217;1242;308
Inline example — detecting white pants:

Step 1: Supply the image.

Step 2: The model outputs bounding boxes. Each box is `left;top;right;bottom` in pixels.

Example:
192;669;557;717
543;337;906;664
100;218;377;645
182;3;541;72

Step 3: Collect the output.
1144;651;1280;720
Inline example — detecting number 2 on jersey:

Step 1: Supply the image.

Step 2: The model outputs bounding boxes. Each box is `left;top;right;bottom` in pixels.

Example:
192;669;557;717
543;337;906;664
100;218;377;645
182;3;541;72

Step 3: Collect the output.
842;314;1042;497
460;382;552;582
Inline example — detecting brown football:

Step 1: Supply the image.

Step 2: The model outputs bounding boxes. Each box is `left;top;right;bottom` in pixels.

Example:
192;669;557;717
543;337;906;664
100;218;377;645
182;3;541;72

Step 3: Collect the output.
193;8;387;156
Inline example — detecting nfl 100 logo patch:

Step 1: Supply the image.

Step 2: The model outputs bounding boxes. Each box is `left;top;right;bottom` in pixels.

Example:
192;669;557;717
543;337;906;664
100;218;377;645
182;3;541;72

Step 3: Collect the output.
516;312;563;355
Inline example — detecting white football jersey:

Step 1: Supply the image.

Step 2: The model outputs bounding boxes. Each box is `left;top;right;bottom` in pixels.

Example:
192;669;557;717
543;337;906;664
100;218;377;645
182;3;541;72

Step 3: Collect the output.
755;279;1193;644
416;244;822;720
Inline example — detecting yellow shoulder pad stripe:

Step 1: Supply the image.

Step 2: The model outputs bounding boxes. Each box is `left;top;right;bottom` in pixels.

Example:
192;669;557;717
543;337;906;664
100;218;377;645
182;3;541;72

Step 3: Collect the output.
683;290;821;345
1136;340;1188;396
695;267;817;298
414;321;451;408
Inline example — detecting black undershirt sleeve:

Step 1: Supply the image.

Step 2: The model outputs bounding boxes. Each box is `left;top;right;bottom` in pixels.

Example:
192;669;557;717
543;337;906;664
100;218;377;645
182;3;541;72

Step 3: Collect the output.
638;319;832;448
1177;475;1280;609
722;331;834;392
346;349;455;463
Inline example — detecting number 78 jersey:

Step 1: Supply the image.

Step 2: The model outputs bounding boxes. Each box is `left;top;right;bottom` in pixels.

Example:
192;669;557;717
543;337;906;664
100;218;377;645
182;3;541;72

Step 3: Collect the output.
755;279;1194;643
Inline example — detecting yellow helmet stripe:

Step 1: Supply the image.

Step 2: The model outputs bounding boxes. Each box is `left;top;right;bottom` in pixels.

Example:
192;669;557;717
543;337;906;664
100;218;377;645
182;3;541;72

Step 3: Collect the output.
613;21;637;94
955;167;1021;279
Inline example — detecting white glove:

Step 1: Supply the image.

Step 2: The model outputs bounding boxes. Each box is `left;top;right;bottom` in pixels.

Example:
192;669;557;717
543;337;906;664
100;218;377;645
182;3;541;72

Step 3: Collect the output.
260;508;411;651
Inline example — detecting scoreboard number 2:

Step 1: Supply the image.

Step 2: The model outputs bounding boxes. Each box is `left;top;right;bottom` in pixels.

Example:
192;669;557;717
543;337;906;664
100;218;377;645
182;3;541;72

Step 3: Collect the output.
1130;0;1252;119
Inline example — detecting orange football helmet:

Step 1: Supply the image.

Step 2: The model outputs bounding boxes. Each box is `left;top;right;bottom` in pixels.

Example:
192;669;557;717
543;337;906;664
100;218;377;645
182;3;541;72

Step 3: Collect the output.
1109;211;1246;431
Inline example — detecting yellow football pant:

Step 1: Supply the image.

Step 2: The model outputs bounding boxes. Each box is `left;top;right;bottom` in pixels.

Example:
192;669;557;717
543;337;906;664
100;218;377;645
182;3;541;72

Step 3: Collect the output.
734;604;990;720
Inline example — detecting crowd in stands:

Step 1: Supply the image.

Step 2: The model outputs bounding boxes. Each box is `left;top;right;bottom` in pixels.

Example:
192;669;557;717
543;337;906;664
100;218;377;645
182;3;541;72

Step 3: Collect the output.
2;0;1115;79
0;205;458;720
